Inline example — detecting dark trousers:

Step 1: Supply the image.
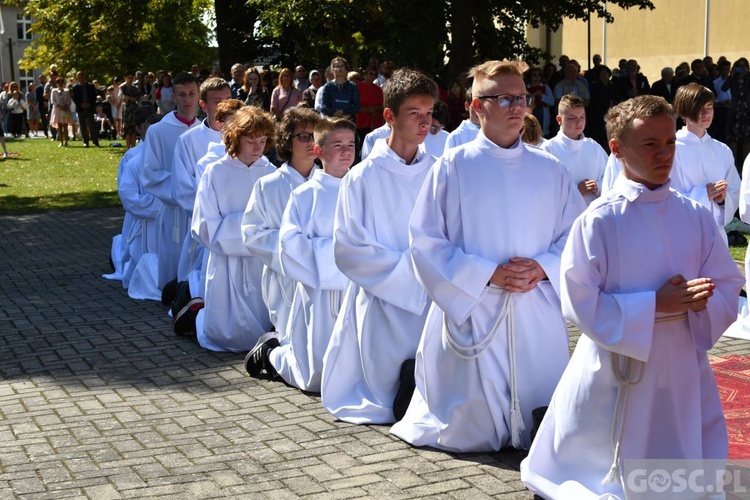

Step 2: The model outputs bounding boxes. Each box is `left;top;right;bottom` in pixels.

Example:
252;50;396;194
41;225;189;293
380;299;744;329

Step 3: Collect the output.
39;106;49;136
77;108;98;145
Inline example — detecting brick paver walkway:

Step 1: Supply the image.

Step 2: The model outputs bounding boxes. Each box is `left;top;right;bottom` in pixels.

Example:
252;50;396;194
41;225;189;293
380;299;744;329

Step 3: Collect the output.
1;207;748;499
0;208;533;499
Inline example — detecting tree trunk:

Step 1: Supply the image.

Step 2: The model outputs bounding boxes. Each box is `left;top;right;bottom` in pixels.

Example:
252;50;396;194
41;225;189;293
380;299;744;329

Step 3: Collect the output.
447;0;474;78
214;0;259;75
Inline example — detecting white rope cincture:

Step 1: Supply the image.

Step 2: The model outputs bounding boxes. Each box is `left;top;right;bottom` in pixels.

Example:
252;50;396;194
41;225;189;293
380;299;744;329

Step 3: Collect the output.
442;288;525;448
279;273;294;306
601;311;686;485
242;259;251;296
188;238;197;266
172;206;181;243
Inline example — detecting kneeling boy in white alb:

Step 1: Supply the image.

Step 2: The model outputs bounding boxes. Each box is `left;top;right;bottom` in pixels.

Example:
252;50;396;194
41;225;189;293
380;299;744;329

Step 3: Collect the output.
321;69;438;424
541;94;607;205
521;95;743;499
245;118;355;391
391;60;585;451
188;107;277;352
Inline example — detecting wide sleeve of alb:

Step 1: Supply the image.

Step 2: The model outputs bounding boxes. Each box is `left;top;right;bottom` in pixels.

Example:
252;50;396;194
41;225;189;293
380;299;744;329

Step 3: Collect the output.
192;168;253;258
333;172;428;315
119;156;161;220
561;212;656;362
241;180;280;271
141;127;173;204
171;135;199;213
686;211;745;352
408;158;497;325
279;193;348;291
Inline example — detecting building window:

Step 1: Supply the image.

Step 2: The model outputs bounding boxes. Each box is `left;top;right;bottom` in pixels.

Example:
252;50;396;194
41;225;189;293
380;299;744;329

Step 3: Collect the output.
19;69;33;91
17;15;32;41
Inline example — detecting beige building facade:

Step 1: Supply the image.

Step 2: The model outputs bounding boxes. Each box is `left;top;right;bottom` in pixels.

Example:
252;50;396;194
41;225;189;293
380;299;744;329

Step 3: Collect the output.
527;0;748;83
0;3;43;91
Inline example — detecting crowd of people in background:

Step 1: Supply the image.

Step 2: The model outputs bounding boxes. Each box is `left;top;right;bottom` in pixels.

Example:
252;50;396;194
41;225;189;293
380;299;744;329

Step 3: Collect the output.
4;54;749;160
527;54;750;171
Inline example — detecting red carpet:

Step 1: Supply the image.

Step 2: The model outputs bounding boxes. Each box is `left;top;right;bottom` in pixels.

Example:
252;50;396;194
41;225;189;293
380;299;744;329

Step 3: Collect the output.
712;355;750;459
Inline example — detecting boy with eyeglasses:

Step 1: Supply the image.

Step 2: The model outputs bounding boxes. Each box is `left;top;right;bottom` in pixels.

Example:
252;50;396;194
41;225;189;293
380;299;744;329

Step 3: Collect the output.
542;94;608;205
242;108;322;338
390;60;585;452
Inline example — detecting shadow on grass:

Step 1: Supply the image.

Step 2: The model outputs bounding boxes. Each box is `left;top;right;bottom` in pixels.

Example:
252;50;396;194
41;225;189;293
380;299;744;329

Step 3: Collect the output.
0;190;120;214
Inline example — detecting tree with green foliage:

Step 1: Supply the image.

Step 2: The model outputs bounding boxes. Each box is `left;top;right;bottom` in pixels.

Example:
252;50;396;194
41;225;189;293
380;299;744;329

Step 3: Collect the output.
19;0;214;81
214;0;264;76
247;0;654;78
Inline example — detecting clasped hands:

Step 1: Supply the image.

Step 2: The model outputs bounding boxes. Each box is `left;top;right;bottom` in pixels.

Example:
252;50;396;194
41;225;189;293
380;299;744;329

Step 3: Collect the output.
706;180;727;205
488;258;546;293
655;274;714;313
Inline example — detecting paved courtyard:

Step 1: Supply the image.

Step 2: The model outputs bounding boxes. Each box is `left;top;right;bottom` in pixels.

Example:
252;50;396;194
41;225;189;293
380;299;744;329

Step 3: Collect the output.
1;207;749;499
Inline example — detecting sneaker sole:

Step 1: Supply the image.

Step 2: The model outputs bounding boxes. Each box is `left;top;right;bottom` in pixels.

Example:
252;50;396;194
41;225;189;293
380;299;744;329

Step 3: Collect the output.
173;298;204;337
244;332;280;377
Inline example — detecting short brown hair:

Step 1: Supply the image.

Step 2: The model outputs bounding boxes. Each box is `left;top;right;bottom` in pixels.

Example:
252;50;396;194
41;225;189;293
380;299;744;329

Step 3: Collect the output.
314;117;357;148
521;113;542;145
200;77;230;102
471;60;527;96
673;83;715;122
275;107;323;161
215;99;245;125
222;106;276;158
605;95;674;142
558;94;585;115
383;68;438;116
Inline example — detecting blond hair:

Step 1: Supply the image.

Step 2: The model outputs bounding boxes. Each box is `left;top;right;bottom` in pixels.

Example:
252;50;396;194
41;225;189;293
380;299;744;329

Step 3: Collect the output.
605;95;674;141
471;60;528;96
313;117;357;148
521;113;543;145
557;94;585;115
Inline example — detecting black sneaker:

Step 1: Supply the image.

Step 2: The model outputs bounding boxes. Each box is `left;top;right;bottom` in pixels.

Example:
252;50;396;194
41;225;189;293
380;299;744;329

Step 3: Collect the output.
530;406;548;443
170;281;192;318
392;359;416;421
244;332;280;377
161;278;179;306
173;297;204;337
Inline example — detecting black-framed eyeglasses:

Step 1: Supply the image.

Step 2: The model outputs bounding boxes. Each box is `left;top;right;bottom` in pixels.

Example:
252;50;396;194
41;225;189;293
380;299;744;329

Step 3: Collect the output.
477;94;533;108
292;132;314;143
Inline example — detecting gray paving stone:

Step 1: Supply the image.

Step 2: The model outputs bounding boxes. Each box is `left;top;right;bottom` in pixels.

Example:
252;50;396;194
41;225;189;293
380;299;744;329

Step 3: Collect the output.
1;206;746;499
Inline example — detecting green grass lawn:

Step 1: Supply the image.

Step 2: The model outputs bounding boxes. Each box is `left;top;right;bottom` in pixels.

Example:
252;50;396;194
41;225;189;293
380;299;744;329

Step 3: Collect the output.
1;135;748;265
0;136;126;214
730;238;748;263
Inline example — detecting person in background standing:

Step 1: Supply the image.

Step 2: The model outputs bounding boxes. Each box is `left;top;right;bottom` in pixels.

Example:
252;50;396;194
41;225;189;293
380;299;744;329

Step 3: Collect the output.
316;57;360;120
26;83;40;137
36;75;49;138
72;71;100;147
354;66;384;152
270;68;302;121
